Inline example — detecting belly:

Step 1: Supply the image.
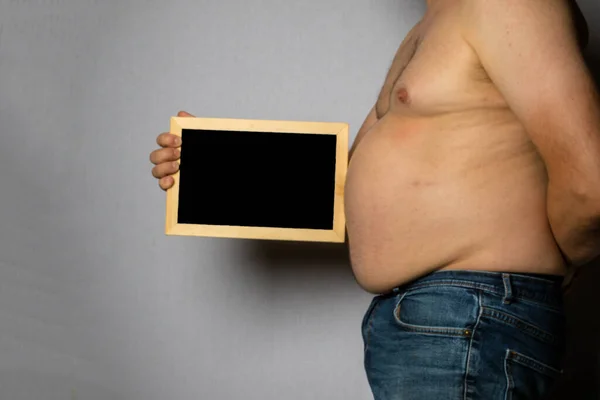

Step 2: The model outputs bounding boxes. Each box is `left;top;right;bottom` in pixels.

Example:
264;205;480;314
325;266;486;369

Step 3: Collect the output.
345;114;566;293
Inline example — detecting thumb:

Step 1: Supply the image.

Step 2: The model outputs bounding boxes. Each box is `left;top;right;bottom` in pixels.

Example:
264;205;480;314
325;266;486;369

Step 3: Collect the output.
177;111;195;117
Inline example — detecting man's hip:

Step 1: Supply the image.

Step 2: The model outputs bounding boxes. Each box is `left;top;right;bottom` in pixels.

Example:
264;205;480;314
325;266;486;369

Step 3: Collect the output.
361;270;565;400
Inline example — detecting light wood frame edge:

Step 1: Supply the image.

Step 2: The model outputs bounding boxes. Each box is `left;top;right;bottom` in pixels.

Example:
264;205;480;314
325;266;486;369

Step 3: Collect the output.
165;117;348;243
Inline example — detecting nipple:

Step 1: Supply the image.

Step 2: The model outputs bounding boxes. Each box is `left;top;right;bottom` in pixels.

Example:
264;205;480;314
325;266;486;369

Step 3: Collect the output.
397;88;411;104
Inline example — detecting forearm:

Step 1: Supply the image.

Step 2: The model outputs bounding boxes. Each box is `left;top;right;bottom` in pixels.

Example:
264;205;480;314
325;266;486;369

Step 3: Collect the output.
530;81;600;266
547;181;600;266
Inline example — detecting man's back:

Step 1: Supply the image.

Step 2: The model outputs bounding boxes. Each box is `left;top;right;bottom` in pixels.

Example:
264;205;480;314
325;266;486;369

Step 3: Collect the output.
346;1;569;293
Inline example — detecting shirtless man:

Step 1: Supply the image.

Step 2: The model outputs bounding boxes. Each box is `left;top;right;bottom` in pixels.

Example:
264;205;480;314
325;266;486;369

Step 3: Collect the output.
150;0;600;398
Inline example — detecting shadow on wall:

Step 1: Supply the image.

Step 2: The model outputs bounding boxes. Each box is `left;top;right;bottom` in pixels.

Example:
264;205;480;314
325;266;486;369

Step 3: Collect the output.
585;49;600;83
239;238;354;283
214;238;361;298
245;239;349;266
544;260;600;399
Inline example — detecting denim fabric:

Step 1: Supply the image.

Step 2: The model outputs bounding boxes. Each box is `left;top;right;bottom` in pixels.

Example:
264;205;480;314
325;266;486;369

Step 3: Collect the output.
362;270;565;400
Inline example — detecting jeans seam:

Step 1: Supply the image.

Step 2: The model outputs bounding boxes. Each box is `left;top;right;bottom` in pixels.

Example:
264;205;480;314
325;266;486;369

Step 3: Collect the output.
481;306;556;344
364;298;381;355
404;280;562;312
512;297;563;314
506;349;562;377
504;349;514;400
433;270;561;284
463;291;483;400
393;292;471;337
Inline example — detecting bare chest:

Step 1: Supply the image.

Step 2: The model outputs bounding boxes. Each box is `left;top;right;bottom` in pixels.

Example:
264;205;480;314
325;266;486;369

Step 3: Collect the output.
375;13;504;119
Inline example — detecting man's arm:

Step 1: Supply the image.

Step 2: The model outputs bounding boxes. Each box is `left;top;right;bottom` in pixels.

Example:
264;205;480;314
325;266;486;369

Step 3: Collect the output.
460;0;600;266
349;105;379;161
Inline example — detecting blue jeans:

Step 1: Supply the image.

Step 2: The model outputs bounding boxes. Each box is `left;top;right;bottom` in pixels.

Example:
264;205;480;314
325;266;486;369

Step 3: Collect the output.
362;270;565;400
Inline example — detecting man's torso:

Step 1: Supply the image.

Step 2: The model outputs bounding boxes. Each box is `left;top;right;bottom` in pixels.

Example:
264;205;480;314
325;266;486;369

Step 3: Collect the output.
345;2;568;293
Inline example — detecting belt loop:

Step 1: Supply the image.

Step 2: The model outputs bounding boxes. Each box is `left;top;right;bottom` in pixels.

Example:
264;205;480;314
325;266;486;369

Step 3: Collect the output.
502;273;513;304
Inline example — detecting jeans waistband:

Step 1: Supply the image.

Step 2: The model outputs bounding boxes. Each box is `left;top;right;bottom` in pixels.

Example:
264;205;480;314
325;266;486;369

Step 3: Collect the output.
388;270;564;310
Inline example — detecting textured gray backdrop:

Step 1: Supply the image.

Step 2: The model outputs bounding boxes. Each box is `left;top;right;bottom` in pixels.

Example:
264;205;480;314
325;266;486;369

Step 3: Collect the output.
1;1;598;399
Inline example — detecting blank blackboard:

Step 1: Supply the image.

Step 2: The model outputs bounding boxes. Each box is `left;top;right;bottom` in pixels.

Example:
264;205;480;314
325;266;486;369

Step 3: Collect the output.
165;117;348;242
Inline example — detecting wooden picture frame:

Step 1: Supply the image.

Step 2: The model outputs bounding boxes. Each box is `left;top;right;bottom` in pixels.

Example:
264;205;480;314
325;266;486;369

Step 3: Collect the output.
165;116;349;243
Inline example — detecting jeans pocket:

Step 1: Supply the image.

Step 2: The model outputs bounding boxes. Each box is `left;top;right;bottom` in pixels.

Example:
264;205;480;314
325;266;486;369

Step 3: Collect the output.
392;286;476;337
504;349;562;400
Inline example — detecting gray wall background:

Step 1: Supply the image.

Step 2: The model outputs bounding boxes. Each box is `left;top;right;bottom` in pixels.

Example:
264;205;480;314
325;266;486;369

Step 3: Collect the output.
0;1;598;399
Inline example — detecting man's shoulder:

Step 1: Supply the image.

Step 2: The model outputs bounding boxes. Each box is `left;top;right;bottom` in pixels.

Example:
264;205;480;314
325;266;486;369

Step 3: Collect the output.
458;0;588;51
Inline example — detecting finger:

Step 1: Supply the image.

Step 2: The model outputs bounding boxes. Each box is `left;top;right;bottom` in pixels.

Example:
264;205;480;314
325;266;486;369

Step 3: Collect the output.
156;132;181;148
159;176;174;191
151;161;180;179
177;111;195;117
150;147;180;165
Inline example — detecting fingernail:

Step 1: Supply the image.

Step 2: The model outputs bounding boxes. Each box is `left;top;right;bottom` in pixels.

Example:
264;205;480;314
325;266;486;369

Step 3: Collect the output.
174;137;181;146
175;149;181;158
173;162;179;169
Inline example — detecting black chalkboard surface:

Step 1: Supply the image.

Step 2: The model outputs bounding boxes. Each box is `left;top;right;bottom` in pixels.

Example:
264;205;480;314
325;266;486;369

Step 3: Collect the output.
165;117;348;242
